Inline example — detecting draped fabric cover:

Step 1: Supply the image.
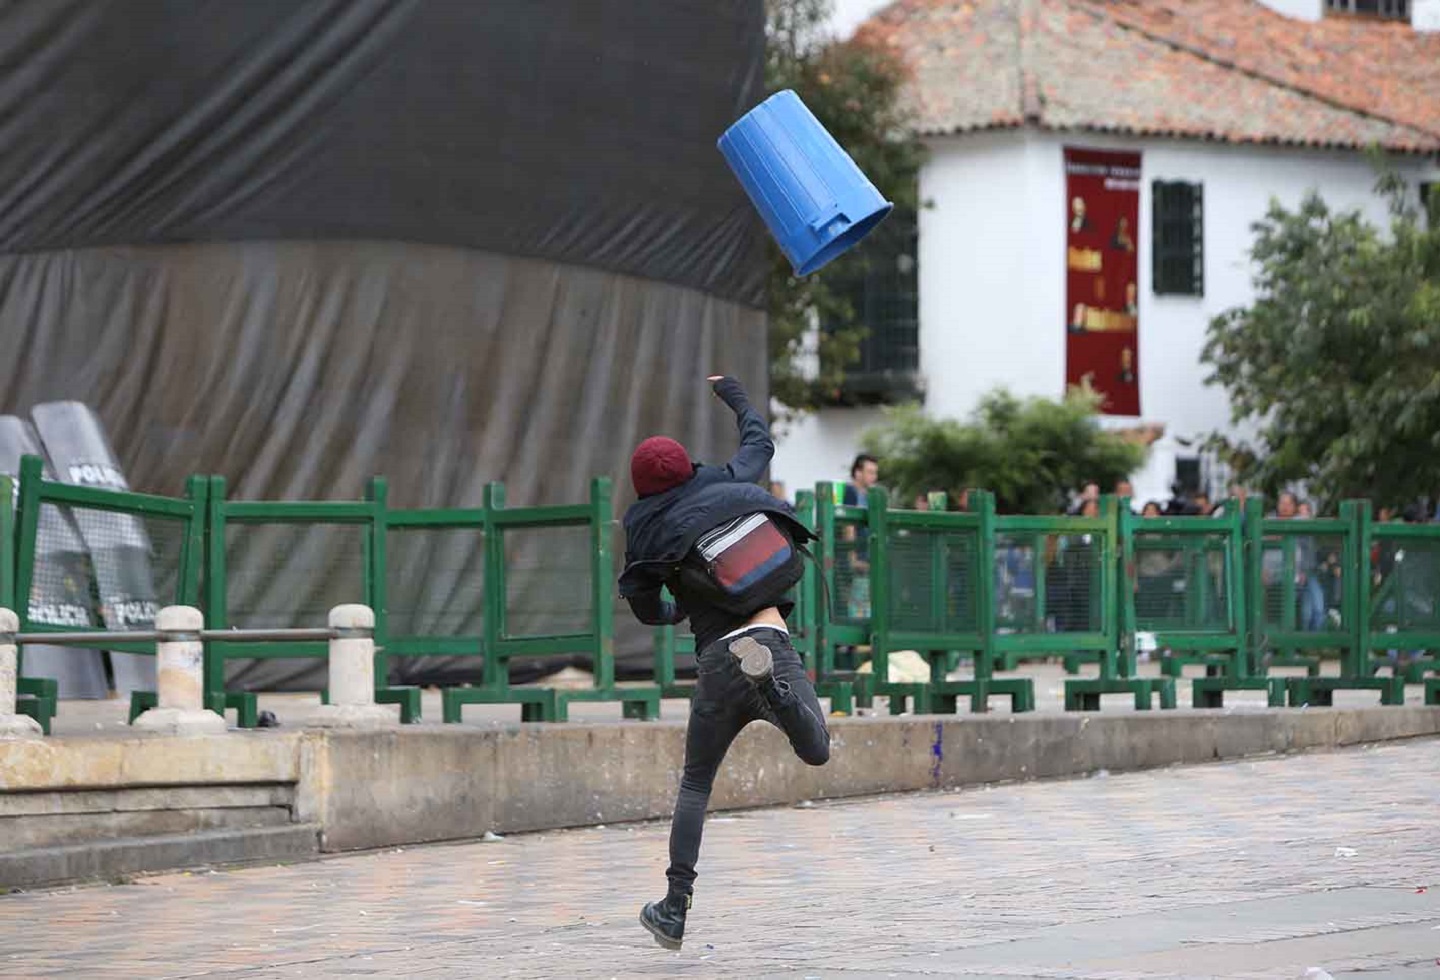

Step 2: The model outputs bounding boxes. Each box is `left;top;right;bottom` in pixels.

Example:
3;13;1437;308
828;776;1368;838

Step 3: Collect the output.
0;0;768;688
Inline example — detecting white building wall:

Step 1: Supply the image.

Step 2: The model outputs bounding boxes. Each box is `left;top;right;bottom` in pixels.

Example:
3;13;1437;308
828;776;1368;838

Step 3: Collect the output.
770;406;886;495
827;0;893;39
1256;0;1323;20
776;128;1438;503
1416;0;1440;30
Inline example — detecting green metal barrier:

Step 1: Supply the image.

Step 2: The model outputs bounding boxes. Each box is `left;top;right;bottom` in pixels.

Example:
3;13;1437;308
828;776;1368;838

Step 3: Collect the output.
984;497;1168;710
867;488;1034;713
1249;500;1402;707
1122;505;1252;708
15;457;1434;727
11;455;208;731
379;492;486;689
814;482;871;673
440;479;660;723
202;474;417;726
992;507;1103;678
1053;499;1176;711
1364;506;1440;684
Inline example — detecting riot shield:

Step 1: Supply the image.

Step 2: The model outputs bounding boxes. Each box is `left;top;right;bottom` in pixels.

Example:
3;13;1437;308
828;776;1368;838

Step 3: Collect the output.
31;402;159;694
0;415;109;698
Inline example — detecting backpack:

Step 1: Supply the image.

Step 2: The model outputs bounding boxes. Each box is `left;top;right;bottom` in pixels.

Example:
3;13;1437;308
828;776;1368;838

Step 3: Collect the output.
673;512;806;616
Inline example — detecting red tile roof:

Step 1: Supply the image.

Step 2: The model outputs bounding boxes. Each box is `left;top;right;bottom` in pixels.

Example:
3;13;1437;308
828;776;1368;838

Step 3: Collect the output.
857;0;1440;152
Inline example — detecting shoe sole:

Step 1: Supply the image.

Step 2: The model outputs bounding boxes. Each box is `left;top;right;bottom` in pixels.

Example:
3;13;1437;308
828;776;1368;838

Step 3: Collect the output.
639;910;682;950
728;635;773;682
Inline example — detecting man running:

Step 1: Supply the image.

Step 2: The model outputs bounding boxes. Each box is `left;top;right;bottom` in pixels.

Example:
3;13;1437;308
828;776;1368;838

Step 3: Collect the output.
619;375;831;950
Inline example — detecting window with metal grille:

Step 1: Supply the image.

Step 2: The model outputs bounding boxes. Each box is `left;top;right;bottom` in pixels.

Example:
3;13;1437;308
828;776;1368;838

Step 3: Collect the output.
820;207;921;404
1152;180;1203;297
1325;0;1409;18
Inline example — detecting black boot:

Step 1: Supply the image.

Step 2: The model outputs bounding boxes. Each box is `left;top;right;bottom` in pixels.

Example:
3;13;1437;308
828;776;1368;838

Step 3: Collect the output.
639;890;690;950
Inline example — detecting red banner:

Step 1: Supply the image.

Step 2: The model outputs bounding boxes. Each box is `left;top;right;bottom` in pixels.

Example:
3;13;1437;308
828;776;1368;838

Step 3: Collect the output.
1064;147;1141;416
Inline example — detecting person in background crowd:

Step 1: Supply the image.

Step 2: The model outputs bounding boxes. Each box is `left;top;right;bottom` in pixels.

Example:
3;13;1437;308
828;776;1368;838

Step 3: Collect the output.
1212;484;1250;518
768;480;787;502
912;491;931;511
1272;492;1324;631
1048;496;1101;633
841;454;880;622
843;454;879;511
1135;500;1183;623
1069;480;1100;515
1114;479;1136;513
1193;491;1212;516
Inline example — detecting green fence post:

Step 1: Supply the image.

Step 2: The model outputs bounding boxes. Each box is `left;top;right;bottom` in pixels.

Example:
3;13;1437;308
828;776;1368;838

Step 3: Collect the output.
814;481;838;679
481;482;507;692
203;475;229;711
654;612;677;691
1355;498;1375;676
1096;495;1118;683
364;476;421;721
13;456;43;637
177;475;208;608
927;512;947;679
366;477;388;668
1228;502;1248;665
868;486;900;710
1116;503;1139;679
590;477;615;691
1340;500;1366;681
1243;496;1264;682
974;490;998;695
793;489;817;661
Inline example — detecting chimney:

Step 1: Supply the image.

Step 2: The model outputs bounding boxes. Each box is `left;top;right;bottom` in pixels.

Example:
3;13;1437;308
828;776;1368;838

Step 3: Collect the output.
1256;0;1323;20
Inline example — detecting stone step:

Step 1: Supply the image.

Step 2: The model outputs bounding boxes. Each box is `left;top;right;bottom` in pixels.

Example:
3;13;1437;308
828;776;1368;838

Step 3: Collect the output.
0;823;320;891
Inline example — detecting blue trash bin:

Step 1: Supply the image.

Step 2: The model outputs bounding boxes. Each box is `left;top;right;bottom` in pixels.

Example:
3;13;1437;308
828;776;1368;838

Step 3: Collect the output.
718;89;894;277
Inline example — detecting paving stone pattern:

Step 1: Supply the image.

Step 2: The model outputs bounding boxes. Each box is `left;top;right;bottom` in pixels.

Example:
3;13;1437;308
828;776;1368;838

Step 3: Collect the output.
4;739;1439;978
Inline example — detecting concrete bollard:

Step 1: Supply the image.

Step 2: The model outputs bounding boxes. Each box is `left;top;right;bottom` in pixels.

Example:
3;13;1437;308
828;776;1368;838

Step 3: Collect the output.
131;605;227;735
308;604;393;728
0;607;43;739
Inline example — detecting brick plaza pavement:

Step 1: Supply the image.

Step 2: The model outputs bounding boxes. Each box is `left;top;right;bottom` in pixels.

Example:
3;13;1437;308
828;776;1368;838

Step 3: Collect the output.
4;738;1439;978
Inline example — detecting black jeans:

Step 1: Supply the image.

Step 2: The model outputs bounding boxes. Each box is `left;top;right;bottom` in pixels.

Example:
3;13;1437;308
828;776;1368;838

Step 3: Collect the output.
666;627;830;897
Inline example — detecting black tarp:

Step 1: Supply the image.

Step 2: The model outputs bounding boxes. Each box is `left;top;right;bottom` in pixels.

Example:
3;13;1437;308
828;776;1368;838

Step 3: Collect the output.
0;0;769;688
0;0;767;304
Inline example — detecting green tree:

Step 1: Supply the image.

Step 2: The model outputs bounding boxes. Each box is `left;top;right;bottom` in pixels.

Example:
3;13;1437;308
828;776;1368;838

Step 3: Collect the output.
860;390;1146;514
765;0;927;413
1202;177;1440;509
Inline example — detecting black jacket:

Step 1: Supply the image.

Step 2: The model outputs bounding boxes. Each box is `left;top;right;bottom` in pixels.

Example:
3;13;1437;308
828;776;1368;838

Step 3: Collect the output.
618;378;813;625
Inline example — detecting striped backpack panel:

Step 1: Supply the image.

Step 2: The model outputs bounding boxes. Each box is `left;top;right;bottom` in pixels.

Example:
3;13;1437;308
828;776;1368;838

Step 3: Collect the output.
695;512;795;597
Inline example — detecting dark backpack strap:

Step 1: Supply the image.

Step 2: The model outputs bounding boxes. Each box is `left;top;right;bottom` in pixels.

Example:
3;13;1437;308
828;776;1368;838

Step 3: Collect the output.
794;540;833;625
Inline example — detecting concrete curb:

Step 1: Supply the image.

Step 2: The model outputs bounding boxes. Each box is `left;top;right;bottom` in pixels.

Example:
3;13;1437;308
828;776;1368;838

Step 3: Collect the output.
293;706;1440;850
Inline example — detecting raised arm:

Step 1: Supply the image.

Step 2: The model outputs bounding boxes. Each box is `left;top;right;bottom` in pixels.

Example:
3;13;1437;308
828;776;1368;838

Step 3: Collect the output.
709;375;774;484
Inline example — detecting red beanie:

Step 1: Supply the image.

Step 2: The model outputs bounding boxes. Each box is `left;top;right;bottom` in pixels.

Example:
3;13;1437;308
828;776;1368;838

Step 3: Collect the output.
631;436;693;497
